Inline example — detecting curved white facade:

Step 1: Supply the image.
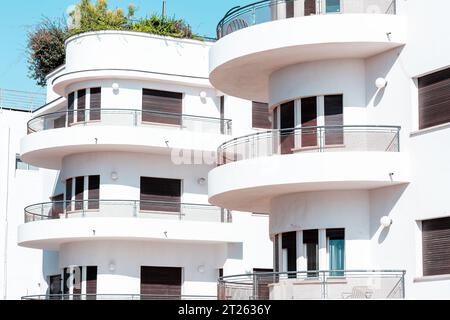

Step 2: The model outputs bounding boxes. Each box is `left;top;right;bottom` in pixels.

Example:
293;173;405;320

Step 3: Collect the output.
210;14;407;101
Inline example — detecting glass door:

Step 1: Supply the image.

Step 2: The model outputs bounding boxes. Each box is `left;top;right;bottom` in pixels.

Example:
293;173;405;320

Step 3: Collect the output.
325;0;341;13
329;239;345;276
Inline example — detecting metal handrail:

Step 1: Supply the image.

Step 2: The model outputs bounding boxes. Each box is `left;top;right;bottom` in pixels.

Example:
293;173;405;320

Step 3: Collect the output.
217;0;397;38
21;294;217;300
218;270;406;300
27;108;233;135
217;125;401;165
24;200;232;224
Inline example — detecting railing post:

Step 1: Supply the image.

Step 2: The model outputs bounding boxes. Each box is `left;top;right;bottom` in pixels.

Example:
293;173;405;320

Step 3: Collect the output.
252;274;258;300
319;127;324;152
322;271;327;299
82;201;86;217
397;128;401;152
134;111;138;127
402;271;406;299
133;201;138;218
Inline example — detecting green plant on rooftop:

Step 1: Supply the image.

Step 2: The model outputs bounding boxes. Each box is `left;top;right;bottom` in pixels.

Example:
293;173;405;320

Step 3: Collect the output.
27;0;202;87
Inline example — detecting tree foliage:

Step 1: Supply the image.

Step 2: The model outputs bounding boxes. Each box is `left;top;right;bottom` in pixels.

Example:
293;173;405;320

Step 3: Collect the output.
27;0;199;87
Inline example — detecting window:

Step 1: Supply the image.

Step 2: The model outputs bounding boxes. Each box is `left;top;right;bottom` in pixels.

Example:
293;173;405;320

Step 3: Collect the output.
326;0;340;13
49;275;62;295
286;0;294;18
422;217;450;276
303;230;319;277
67;88;102;126
65;175;100;212
86;266;98;299
140;177;181;212
274;235;280;273
324;94;344;145
142;89;182;125
282;232;297;277
418;67;450;130
15;155;38;171
252;101;272;129
327;229;345;277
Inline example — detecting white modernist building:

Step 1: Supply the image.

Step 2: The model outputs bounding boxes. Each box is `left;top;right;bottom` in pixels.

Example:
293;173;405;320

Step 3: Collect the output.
0;0;449;300
209;0;450;300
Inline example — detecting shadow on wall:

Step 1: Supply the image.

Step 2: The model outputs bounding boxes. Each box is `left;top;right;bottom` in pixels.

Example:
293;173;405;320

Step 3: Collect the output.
42;250;60;295
369;184;409;244
366;47;405;108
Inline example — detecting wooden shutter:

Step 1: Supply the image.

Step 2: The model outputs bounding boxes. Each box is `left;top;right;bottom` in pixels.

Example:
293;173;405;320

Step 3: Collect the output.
140;267;182;298
304;0;316;15
274;235;280;272
54;113;66;129
286;0;294;18
422;217;450;276
418;68;450;130
49;275;62;295
77;89;86;123
90;87;101;121
280;101;295;154
75;177;84;211
51;194;64;219
88;175;100;210
63;268;70;295
301;97;318;148
252;101;272;129
142;89;182;125
86;266;98;299
68;92;75;125
140;177;181;212
324;94;343;145
65;178;73;212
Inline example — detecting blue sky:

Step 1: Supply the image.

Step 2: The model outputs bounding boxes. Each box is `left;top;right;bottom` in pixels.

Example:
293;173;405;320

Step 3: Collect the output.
0;0;245;94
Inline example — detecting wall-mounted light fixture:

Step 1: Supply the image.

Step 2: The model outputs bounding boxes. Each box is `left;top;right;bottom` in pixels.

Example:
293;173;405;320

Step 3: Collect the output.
199;91;207;99
380;216;393;228
109;261;116;272
111;171;118;181
112;83;120;93
375;77;388;89
197;178;206;185
197;265;205;273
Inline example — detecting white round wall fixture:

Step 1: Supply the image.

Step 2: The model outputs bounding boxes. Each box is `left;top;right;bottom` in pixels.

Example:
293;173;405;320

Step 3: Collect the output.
112;83;120;91
111;171;119;181
197;265;205;273
375;77;388;89
197;178;206;185
109;261;116;272
380;216;393;228
200;91;207;99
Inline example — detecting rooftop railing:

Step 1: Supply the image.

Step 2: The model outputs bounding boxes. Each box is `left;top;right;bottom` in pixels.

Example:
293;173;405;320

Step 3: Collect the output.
24;200;232;224
217;0;396;38
27;109;232;135
218;270;406;300
21;294;217;300
218;125;401;166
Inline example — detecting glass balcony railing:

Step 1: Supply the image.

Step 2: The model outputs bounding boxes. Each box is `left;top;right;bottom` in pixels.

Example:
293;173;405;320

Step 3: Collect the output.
217;125;401;166
27;109;232;135
24;200;232;224
218;270;406;300
217;0;397;38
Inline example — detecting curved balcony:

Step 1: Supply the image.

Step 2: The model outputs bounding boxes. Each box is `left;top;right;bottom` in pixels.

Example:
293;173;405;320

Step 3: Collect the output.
210;0;406;101
209;125;410;212
218;270;406;300
217;0;397;38
18;200;238;250
21;109;232;169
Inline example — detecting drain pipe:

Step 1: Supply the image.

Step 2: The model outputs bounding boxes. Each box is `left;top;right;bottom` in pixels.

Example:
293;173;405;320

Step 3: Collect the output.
3;127;11;300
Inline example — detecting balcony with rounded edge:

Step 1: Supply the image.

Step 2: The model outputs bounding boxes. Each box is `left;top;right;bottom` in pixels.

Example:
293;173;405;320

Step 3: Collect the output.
21;108;232;169
208;125;410;213
18;200;237;250
210;0;407;102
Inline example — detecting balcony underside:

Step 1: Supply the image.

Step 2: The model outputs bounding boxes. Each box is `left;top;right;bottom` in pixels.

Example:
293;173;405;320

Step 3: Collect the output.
21;126;226;169
209;14;407;102
18;218;241;250
208;152;410;213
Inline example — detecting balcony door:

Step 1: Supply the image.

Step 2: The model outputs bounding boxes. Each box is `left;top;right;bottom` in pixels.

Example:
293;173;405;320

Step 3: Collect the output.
140;266;182;299
324;94;344;146
142;89;182;125
280;101;295;154
303;230;319;277
324;0;341;13
301;97;318;148
304;0;316;15
140;177;181;212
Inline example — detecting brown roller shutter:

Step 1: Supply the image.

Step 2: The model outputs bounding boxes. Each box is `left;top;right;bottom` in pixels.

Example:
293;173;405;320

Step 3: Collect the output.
86;266;97;299
304;0;316;15
422;217;450;276
65;178;73;212
286;0;294;18
252;101;272;129
142;89;182;125
280;101;295;154
419;68;450;130
140;177;181;212
75;176;84;211
77;89;86;123
88;175;100;210
282;232;297;275
68;92;75;125
140;267;182;299
301;97;318;148
324;94;343;145
90;87;101;121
